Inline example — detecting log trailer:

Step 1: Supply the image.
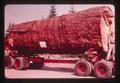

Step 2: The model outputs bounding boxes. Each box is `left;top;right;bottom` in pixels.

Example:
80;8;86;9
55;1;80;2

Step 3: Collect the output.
4;6;115;78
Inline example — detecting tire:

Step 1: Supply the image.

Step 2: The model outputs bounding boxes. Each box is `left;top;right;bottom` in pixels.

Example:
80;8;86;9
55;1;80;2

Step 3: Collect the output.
5;56;14;69
40;58;44;68
29;62;44;69
94;60;113;78
75;59;93;76
29;58;44;69
39;59;44;68
14;57;29;70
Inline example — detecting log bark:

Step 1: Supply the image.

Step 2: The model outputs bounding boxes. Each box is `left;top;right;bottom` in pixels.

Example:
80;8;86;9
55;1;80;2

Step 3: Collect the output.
6;6;114;54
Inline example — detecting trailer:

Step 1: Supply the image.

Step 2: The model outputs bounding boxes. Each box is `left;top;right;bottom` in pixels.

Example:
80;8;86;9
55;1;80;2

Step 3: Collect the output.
4;6;115;78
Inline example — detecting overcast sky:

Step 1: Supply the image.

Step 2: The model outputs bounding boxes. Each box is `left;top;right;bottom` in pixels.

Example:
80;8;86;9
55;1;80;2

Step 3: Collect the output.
5;4;115;33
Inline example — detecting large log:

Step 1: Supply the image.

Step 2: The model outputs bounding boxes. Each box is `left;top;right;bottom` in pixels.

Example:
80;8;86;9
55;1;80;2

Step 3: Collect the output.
6;6;114;54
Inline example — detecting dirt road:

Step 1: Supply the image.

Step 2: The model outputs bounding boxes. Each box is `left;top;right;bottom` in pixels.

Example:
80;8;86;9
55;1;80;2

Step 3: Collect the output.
5;63;95;79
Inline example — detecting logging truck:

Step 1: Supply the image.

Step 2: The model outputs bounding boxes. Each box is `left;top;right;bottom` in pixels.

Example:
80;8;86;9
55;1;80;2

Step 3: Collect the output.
4;6;115;78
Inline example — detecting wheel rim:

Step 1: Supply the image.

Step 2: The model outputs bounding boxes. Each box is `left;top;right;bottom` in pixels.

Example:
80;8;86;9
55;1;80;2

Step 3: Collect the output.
76;63;87;74
15;59;20;69
96;63;107;76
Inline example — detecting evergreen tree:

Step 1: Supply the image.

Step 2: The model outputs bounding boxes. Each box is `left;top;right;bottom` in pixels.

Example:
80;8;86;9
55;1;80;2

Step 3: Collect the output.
8;22;12;28
7;22;15;33
69;5;75;13
7;22;12;31
11;22;15;26
49;5;57;18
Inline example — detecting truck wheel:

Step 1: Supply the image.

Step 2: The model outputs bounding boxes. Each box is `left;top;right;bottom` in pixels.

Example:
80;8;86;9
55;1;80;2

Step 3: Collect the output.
75;59;93;76
14;57;29;70
40;58;44;68
94;60;113;78
39;59;44;68
29;58;44;69
5;56;14;69
30;62;44;69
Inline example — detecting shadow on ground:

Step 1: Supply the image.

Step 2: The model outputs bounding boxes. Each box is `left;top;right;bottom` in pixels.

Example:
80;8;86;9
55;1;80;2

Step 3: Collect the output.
29;64;74;73
42;66;74;73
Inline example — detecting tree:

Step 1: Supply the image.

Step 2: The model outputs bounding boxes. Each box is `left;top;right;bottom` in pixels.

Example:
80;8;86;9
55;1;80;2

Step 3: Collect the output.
7;22;12;31
69;5;75;13
7;22;15;33
5;22;11;37
48;5;57;18
11;22;15;26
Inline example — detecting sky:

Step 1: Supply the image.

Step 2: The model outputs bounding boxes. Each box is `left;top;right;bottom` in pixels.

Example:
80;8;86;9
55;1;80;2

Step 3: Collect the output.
5;4;115;33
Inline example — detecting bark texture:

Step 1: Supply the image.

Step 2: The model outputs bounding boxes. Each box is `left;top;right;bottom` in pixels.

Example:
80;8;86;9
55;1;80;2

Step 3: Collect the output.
6;6;114;54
